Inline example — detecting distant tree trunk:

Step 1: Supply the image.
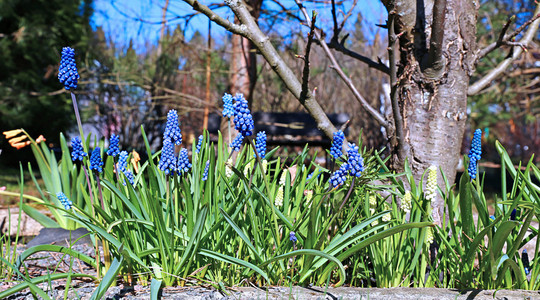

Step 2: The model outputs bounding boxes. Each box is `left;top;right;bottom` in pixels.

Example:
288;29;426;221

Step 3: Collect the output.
224;0;262;140
229;0;261;103
386;0;479;221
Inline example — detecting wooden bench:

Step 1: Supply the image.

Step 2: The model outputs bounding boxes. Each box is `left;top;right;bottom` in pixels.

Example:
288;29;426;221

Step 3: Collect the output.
207;112;349;147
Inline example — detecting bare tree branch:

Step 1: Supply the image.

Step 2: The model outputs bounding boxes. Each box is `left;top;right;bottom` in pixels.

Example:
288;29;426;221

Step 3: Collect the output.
328;0;389;74
469;4;540;95
295;0;390;129
184;0;339;138
388;10;406;161
299;11;317;104
422;0;447;78
327;37;390;74
188;1;248;36
476;13;540;60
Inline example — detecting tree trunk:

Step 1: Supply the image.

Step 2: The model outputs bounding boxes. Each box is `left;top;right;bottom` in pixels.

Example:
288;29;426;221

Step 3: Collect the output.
223;0;262;142
389;0;479;222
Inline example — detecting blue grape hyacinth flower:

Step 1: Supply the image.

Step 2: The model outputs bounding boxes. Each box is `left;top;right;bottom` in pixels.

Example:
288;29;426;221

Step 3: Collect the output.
158;138;177;176
468;129;482;160
107;134;120;157
347;143;364;178
123;170;135;186
330;163;349;188
230;134;243;152
164;109;182;146
58;47;80;90
330;130;345;159
232;93;254;137
468;129;482;179
89;147;104;173
202;160;210;181
71;136;87;162
222;93;234;118
289;231;297;244
57;192;73;210
118;151;128;172
195;135;204;153
255;131;267;158
177;148;191;174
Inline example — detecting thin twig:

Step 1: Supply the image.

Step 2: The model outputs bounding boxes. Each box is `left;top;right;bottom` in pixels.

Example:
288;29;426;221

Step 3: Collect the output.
469;4;540;95
295;0;389;129
476;13;540;60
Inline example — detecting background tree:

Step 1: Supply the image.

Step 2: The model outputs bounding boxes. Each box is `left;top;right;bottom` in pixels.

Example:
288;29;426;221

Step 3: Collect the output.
0;0;93;164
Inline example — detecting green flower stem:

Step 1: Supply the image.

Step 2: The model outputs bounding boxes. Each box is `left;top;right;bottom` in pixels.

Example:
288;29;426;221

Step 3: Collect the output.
70;92;85;149
338;177;356;211
82;166;95;210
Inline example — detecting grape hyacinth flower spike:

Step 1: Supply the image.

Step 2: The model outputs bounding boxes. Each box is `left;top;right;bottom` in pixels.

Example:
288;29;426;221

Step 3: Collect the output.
289;231;297;244
159;138;177;176
330;130;345;159
71;136;87;162
164;109;182;146
467;129;482;180
202;160;210;181
347;143;364;178
58;47;80;90
107;134;120;157
330;163;349;188
195;135;204;154
425;165;437;201
118;151;129;172
230;134;243;152
232;93;254;137
177;148;192;174
255;131;267;158
57;192;73;210
222;93;234;118
118;151;134;185
89;148;104;173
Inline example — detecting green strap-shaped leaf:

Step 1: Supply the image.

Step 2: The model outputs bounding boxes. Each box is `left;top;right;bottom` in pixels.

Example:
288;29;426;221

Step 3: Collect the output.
199;249;269;282
90;256;124;300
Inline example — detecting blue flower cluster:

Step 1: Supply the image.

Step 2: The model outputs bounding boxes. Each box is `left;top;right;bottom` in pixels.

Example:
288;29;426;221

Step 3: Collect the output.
195;135;204;153
289;231;297;244
107;134;120;157
202;160;210;181
222;93;234;118
255;131;267;158
164;110;182;146
330;130;345;159
58;47;80;90
57;192;72;210
124;170;135;185
118;151;129;171
230;134;243;152
347;143;364;177
232;94;254;137
177;148;192;173
330;163;349;188
118;151;134;185
158;138;177;176
467;129;482;179
89;148;103;173
71;136;87;162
